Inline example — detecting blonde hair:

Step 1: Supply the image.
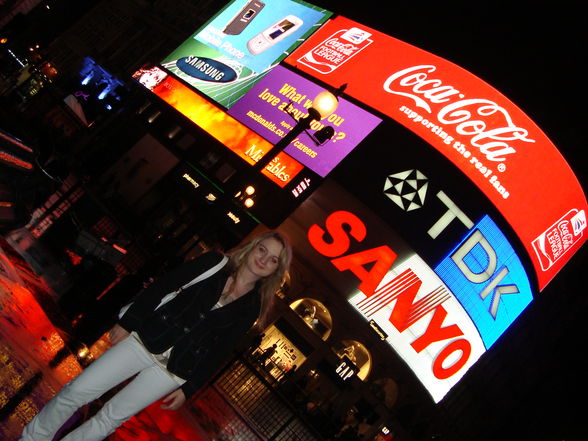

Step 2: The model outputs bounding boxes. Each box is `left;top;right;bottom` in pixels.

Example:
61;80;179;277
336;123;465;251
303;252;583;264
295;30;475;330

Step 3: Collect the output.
227;230;292;329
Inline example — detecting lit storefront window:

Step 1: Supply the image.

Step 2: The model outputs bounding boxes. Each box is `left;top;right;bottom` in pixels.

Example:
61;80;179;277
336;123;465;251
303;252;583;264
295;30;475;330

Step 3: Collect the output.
334;339;371;381
290;298;332;340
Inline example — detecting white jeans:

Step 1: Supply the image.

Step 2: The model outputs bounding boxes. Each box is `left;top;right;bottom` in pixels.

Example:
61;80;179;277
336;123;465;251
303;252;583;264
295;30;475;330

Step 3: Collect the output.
20;336;184;441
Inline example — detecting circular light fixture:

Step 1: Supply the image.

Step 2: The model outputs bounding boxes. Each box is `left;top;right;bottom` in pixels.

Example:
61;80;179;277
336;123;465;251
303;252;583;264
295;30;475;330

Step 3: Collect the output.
312;90;339;119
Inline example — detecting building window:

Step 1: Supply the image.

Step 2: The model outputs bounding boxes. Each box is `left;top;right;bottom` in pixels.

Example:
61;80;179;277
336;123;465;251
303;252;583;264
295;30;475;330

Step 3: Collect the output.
167;125;181;139
334;340;372;381
290;298;332;340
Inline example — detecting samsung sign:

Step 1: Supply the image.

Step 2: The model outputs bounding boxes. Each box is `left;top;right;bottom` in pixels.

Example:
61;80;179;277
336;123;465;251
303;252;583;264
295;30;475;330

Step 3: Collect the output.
435;215;532;348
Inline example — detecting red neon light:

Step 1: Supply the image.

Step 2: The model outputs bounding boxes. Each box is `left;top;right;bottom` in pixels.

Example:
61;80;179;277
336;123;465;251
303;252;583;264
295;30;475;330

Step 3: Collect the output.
0;131;34;153
0;150;34;170
111;243;127;254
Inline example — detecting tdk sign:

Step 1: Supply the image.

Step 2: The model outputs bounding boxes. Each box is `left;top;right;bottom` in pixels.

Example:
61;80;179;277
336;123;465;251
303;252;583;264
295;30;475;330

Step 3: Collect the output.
435;215;533;348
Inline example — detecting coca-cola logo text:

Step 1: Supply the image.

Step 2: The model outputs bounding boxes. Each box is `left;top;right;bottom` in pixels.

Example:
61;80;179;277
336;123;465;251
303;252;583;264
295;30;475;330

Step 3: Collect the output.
324;38;359;56
383;65;535;162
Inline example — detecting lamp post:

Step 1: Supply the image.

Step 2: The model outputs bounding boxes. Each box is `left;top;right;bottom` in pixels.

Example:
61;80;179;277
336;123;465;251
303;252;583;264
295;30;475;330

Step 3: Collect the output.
252;84;346;173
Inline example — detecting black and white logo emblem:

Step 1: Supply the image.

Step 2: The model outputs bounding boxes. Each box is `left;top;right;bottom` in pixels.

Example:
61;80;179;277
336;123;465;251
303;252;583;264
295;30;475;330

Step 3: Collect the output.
383;170;428;211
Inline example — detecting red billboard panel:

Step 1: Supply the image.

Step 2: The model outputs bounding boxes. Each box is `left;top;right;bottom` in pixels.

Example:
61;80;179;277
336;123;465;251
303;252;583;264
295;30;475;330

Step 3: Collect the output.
285;16;587;290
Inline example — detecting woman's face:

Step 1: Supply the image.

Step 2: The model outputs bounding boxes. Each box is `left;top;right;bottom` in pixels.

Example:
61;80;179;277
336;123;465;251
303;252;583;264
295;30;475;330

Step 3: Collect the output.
245;237;284;280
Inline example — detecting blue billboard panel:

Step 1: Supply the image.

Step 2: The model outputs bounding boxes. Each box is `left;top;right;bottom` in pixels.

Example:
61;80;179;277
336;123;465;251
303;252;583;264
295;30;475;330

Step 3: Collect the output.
435;215;533;348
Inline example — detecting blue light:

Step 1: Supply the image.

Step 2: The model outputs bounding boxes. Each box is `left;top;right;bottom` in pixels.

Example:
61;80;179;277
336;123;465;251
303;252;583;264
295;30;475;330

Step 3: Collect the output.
435;215;533;348
81;73;93;85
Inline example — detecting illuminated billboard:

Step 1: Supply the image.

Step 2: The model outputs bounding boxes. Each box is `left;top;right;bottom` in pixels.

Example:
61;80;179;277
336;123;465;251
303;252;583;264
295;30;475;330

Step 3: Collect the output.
228;65;381;176
435;215;533;348
327;120;535;350
132;67;303;187
349;254;486;403
286;15;587;291
64;57;125;127
291;183;486;403
161;0;331;108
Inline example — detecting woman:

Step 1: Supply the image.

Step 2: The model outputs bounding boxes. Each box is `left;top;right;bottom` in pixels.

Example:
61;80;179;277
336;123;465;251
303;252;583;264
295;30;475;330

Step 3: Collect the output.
20;230;292;441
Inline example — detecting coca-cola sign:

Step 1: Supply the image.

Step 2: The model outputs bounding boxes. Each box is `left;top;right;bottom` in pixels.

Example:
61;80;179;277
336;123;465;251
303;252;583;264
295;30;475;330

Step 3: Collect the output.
297;28;373;73
286;15;587;291
385;65;533;165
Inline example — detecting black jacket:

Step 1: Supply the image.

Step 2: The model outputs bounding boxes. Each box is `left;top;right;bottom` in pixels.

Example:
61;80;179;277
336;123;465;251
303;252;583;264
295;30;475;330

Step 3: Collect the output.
118;252;261;397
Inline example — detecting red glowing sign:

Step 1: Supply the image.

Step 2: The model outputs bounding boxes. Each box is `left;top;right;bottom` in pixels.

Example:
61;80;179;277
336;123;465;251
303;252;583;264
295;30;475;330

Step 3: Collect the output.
132;67;303;187
287;16;587;290
306;208;486;402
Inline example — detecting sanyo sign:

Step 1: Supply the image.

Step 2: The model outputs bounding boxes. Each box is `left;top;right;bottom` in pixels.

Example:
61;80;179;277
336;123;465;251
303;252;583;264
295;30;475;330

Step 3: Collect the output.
307;210;486;402
307;209;532;402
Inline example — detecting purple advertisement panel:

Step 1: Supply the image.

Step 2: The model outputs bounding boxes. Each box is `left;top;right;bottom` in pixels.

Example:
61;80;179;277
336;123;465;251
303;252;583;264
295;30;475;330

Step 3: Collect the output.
228;65;381;177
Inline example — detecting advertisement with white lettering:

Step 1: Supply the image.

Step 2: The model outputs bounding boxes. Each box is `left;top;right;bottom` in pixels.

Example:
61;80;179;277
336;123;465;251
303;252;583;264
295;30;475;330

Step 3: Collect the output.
435;215;533;348
285;15;587;291
301;201;485;403
161;0;331;107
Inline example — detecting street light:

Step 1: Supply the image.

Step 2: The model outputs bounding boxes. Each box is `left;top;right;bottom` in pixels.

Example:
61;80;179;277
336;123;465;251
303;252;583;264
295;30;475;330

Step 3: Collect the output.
252;84;347;173
312;89;341;119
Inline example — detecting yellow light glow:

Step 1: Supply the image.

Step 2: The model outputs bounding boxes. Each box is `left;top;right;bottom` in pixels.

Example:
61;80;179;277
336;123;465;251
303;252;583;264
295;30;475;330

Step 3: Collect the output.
312;90;339;119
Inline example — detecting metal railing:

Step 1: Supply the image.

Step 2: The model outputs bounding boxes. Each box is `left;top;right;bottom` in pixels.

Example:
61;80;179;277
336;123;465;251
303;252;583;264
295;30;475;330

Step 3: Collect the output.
198;356;326;441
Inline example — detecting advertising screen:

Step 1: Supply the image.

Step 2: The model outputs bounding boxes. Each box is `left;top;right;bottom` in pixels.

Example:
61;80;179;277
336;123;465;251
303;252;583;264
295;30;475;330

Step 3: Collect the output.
288;181;486;403
328;120;534;350
435;215;533;348
161;0;331;108
348;254;485;403
285;15;587;291
228;65;381;176
132;66;303;187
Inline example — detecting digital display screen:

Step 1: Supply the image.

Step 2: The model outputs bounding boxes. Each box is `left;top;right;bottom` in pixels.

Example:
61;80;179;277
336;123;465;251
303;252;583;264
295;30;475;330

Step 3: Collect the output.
228;65;381;177
132;66;303;187
270;20;296;39
160;0;331;108
435;215;533;348
286;15;587;290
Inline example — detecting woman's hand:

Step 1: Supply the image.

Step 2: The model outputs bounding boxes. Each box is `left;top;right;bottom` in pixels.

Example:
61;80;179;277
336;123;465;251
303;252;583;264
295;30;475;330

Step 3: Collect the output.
108;324;130;345
161;389;186;410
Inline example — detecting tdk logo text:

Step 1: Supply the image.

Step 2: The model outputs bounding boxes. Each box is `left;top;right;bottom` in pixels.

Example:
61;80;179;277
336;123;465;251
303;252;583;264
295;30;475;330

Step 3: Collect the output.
435;215;533;348
382;170;533;349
